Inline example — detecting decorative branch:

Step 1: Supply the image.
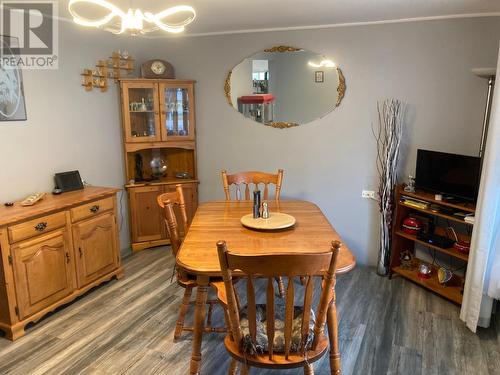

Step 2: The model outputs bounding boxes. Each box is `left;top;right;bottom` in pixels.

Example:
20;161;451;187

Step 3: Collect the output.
372;99;406;276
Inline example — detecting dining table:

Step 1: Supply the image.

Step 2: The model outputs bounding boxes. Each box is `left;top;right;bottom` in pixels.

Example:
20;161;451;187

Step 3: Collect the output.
176;200;356;375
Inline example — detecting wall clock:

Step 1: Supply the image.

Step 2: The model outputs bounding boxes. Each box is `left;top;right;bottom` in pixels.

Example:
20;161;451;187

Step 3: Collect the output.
0;36;27;121
140;59;175;79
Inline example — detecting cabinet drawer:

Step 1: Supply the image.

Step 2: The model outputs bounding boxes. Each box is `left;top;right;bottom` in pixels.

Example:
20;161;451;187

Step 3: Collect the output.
8;212;66;243
71;197;113;223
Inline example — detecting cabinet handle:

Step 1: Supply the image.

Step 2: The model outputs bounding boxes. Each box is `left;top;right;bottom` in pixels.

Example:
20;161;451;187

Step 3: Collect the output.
34;222;47;231
90;205;100;213
66;252;70;263
79;247;83;258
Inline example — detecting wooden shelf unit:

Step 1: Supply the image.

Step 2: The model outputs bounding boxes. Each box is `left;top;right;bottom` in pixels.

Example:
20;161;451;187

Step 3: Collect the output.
389;185;475;305
393;261;464;304
398;189;475;213
119;79;198;252
394;228;469;262
397;201;473;226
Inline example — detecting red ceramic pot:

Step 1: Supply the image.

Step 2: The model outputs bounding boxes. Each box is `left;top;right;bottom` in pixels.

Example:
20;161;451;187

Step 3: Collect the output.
402;216;422;235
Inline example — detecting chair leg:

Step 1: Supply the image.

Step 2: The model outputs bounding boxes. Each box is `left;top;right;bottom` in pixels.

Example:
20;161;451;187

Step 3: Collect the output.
223;308;233;340
234;288;241;312
174;285;193;341
276;277;285;298
304;364;315;375
206;301;214;327
240;364;250;375
327;290;341;374
228;359;238;375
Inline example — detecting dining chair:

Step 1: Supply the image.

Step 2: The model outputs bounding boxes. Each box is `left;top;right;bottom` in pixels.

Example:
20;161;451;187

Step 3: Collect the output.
213;240;342;375
157;185;225;341
221;169;288;296
221;169;284;201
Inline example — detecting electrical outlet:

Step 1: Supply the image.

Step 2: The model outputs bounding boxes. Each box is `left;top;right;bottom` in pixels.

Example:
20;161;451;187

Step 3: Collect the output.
362;190;375;199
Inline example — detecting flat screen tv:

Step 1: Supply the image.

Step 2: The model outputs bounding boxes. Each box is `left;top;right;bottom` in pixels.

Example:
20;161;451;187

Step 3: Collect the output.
415;149;481;202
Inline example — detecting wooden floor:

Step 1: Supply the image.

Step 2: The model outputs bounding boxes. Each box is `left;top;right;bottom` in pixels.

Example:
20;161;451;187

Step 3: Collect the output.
0;248;499;375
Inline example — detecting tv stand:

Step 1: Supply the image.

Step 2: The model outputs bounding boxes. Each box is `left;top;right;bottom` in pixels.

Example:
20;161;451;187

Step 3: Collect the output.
389;184;475;305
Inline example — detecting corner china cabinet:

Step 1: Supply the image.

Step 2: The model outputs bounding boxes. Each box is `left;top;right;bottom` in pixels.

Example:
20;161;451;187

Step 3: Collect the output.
119;79;198;251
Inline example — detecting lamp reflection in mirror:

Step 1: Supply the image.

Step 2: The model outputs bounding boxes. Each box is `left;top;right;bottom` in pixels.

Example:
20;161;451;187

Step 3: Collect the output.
308;59;336;68
68;0;196;35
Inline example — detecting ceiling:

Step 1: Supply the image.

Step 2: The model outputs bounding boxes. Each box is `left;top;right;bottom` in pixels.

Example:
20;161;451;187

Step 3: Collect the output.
61;0;500;36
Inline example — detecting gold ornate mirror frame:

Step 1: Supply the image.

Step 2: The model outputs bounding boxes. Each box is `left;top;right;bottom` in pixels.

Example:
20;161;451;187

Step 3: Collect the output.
224;46;346;129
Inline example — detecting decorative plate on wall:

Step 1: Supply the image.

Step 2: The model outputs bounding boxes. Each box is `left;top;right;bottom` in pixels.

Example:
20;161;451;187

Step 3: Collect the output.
0;36;27;121
224;45;345;129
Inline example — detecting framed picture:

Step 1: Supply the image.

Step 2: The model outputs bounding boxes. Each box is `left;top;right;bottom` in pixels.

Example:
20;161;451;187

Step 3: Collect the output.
0;35;27;121
314;71;324;83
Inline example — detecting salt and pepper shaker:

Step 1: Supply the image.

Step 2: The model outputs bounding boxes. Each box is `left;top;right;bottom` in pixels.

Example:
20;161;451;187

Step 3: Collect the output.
253;190;261;218
261;201;270;219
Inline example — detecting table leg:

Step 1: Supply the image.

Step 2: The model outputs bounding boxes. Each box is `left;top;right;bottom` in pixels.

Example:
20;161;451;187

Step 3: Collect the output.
189;275;209;375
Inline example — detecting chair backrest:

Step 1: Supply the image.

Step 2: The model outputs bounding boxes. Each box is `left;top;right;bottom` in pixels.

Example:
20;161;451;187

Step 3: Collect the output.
157;184;188;256
221;169;284;201
217;240;341;361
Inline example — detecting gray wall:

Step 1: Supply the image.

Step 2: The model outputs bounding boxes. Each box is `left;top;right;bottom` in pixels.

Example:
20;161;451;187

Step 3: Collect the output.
0;17;498;264
0;24;138;250
133;17;499;265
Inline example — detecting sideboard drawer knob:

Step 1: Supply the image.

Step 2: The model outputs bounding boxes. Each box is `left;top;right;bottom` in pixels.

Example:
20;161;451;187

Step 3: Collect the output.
90;205;100;213
34;222;47;231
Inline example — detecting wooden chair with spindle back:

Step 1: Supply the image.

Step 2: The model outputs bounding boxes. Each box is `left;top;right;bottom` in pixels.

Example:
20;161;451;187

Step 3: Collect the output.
221;169;288;296
157;185;225;341
221;169;284;201
213;240;342;375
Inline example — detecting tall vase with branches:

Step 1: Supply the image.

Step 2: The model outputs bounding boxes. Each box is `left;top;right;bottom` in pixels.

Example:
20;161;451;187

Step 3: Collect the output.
373;99;406;276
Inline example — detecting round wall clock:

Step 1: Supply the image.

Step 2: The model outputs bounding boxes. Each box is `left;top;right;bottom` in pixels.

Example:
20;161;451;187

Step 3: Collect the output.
0;37;27;121
140;59;175;79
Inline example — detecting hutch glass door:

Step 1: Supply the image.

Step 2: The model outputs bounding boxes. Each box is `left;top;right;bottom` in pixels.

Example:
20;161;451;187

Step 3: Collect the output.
123;82;161;143
159;83;195;141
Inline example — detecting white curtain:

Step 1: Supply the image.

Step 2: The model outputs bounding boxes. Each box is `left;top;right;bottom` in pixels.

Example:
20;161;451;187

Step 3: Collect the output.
460;45;500;332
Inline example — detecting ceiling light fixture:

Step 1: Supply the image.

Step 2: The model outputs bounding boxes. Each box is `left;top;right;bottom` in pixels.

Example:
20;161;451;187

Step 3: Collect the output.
68;0;196;35
308;59;336;68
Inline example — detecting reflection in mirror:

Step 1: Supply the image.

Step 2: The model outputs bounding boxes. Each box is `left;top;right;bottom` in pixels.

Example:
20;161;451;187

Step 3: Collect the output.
225;46;345;128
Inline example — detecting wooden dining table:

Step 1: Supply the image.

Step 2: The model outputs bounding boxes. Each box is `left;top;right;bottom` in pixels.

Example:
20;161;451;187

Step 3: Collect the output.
176;200;356;375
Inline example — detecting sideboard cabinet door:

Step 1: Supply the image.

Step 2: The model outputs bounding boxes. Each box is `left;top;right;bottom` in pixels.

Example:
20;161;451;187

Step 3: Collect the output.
72;213;119;288
11;230;75;320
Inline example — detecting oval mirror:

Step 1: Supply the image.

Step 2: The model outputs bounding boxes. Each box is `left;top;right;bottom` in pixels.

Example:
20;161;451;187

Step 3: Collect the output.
224;46;345;128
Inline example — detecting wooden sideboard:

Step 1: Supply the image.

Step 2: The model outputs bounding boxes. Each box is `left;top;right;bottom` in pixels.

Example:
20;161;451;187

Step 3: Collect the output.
0;186;123;340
